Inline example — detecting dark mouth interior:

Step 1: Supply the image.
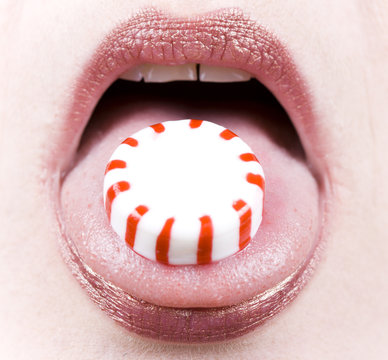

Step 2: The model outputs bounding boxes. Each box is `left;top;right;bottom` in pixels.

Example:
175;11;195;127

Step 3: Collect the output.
78;78;305;161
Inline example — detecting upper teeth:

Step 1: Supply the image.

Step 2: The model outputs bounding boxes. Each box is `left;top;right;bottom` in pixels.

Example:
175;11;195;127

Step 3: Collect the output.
119;64;252;83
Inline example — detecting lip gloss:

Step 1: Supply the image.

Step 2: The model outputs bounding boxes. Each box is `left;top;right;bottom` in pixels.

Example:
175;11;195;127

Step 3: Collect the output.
57;8;325;342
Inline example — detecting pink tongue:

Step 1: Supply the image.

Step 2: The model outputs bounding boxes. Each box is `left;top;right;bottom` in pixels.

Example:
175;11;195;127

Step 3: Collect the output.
61;81;319;308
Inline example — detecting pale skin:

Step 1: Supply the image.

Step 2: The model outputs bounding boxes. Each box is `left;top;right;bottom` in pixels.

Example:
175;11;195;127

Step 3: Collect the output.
0;0;388;359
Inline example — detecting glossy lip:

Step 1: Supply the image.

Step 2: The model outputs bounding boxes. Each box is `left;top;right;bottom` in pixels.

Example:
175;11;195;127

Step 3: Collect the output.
53;8;331;342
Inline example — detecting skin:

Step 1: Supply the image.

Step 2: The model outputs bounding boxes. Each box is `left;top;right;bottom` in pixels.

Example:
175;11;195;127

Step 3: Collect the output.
0;0;387;358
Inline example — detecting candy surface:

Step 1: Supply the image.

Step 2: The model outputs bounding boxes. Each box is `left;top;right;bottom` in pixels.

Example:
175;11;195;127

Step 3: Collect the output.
103;119;265;265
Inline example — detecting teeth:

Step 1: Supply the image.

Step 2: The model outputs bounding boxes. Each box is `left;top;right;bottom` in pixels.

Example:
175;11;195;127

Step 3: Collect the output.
120;66;143;81
199;65;251;82
119;64;252;83
120;63;197;82
143;63;197;83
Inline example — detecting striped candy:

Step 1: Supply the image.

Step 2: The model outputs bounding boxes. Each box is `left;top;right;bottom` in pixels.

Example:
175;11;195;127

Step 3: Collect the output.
103;119;265;265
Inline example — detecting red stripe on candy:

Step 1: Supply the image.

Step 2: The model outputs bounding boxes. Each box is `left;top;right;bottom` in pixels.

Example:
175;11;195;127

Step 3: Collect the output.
197;215;213;264
239;153;258;163
246;173;265;191
151;123;165;133
156;217;175;264
105;181;130;221
122;137;138;147
189;119;203;128
105;159;126;174
233;199;252;250
125;205;149;248
220;129;237;140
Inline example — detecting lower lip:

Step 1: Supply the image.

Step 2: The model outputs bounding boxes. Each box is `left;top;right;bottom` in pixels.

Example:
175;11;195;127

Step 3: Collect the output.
54;8;329;342
62;241;321;342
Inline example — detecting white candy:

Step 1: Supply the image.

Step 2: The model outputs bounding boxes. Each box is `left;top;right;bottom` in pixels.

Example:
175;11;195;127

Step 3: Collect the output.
103;120;265;265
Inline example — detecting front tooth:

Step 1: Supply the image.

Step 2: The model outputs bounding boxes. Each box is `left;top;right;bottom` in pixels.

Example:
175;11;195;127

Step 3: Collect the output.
120;65;143;81
143;63;197;83
199;65;252;82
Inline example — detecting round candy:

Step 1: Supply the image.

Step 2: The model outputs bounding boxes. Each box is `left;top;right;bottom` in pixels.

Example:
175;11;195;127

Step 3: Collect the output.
103;119;265;265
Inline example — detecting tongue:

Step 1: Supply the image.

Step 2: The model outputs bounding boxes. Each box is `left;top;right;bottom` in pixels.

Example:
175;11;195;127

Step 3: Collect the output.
60;80;320;308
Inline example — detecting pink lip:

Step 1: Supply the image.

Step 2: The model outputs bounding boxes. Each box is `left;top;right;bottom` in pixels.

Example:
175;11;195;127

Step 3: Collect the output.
54;8;330;342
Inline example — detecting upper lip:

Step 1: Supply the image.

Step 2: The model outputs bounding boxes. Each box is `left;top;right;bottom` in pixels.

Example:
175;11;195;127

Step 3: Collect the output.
54;8;330;342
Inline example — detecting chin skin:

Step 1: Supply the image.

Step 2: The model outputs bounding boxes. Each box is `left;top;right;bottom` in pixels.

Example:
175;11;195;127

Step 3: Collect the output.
0;0;388;359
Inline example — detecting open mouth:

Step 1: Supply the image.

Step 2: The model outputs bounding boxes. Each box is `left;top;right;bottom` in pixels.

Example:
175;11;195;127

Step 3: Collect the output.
53;8;331;343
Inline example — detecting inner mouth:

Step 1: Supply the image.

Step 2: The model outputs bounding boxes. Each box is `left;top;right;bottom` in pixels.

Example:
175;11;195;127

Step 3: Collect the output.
60;64;320;308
